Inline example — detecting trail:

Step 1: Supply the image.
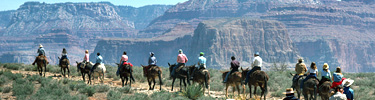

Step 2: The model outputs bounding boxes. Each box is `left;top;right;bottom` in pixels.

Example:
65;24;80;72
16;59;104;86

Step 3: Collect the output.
3;68;283;100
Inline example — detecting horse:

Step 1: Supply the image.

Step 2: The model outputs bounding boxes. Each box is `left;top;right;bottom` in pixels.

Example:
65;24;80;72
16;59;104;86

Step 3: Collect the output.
76;61;92;84
168;63;191;91
290;73;306;99
33;55;48;77
90;63;106;85
141;64;163;90
303;78;319;100
319;81;332;100
58;57;70;77
241;68;269;100
221;69;245;98
188;65;210;95
116;63;133;87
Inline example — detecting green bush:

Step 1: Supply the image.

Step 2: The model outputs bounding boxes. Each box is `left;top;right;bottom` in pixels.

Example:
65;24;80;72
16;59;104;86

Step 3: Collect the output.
197;96;217;100
96;85;110;93
26;74;41;82
24;65;37;71
60;78;70;84
79;86;96;96
12;78;34;96
117;86;132;93
0;76;9;86
3;71;23;80
3;63;21;70
2;86;11;93
121;93;149;100
150;90;173;99
69;81;87;91
107;90;122;100
34;80;70;97
180;84;204;100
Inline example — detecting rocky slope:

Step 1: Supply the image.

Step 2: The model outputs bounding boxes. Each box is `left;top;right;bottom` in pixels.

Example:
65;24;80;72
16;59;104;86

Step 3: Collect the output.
92;18;299;69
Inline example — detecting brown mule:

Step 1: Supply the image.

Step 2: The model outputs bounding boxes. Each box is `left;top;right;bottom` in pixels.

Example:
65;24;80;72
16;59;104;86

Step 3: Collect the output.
189;66;210;95
290;73;306;99
319;81;332;100
58;57;70;77
241;68;269;100
116;63;133;87
168;63;191;91
221;70;245;98
32;55;49;77
141;65;163;90
303;78;319;100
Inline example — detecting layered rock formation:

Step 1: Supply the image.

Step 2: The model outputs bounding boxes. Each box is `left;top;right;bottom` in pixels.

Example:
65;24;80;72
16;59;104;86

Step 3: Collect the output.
93;18;299;69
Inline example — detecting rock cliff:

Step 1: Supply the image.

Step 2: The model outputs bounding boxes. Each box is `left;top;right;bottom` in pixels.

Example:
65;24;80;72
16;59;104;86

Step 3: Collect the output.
92;18;299;69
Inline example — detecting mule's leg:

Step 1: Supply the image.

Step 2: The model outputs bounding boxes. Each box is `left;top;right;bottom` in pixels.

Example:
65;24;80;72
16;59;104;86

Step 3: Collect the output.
121;77;125;87
249;84;252;98
67;67;70;77
236;85;240;97
180;79;183;91
61;67;64;77
158;71;163;90
152;78;156;90
232;86;235;97
129;75;132;88
171;78;176;91
44;65;46;77
183;78;187;90
225;85;229;98
125;77;128;85
254;85;258;99
148;78;152;90
260;84;265;100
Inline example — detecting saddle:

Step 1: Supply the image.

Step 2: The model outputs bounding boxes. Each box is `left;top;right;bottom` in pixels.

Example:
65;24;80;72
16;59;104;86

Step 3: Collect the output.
176;65;186;72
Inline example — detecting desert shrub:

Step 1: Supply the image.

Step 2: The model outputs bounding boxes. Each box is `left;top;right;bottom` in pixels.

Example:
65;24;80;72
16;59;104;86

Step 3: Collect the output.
24;65;37;71
3;71;23;80
39;77;53;87
121;93;149;100
107;90;122;100
46;65;60;73
180;84;204;100
3;63;21;70
12;78;34;96
26;74;41;82
117;86;132;93
197;96;217;100
79;86;96;96
2;86;11;93
69;81;87;91
150;90;173;99
0;76;9;86
34;80;70;97
96;85;110;92
60;78;70;84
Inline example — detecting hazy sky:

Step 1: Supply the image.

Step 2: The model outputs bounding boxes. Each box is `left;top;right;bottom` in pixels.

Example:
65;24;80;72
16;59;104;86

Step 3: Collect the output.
0;0;189;11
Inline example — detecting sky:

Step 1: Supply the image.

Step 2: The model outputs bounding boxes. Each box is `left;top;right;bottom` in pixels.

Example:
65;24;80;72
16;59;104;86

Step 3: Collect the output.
0;0;189;11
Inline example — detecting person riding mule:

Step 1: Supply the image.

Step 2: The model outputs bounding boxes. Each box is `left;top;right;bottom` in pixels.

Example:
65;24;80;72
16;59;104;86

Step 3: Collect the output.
292;58;307;89
244;52;262;84
190;52;207;80
59;48;69;66
300;62;319;90
223;56;240;83
319;63;332;87
141;64;163;90
91;53;103;72
58;48;70;77
117;51;135;82
331;67;346;89
32;44;48;66
144;52;157;77
171;49;188;78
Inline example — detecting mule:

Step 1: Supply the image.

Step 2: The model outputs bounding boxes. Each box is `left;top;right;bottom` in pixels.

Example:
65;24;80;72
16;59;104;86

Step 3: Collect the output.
241;68;268;100
303;78;319;100
188;66;210;95
76;61;92;84
221;70;245;98
168;63;191;91
290;73;306;99
141;65;163;90
319;81;332;100
116;63;133;87
58;57;70;77
33;55;48;77
90;63;106;85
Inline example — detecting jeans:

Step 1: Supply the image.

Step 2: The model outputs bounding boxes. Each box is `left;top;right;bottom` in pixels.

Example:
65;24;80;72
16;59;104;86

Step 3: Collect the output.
223;69;238;82
116;61;125;76
171;63;184;77
300;73;319;89
244;66;261;84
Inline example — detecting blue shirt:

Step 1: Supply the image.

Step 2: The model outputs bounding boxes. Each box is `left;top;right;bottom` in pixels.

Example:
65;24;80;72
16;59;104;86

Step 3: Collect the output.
333;73;343;82
37;48;45;55
321;70;331;78
343;87;354;100
148;56;157;65
96;55;103;64
198;56;206;65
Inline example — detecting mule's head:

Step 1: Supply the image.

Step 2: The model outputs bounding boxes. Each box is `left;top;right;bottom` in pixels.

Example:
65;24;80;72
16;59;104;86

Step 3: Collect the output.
168;63;176;73
76;61;82;72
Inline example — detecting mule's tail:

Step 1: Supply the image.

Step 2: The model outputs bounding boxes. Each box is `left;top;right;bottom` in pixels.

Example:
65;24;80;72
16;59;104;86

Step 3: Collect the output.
204;72;209;89
158;70;163;85
264;76;268;99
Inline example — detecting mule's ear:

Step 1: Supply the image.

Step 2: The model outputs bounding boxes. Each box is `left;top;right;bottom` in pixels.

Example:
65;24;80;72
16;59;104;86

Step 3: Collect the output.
241;67;243;71
141;64;144;67
116;63;119;65
246;68;249;70
168;63;170;66
76;61;78;64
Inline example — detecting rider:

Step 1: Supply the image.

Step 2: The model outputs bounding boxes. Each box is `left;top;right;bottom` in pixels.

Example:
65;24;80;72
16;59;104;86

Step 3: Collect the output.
190;52;206;80
144;52;157;77
32;44;47;65
171;49;188;78
319;63;332;86
117;51;128;76
223;56;240;83
329;85;347;100
91;53;103;72
244;52;262;84
300;62;319;90
282;88;299;100
342;79;354;100
292;58;307;88
59;48;69;66
331;67;345;89
83;50;89;63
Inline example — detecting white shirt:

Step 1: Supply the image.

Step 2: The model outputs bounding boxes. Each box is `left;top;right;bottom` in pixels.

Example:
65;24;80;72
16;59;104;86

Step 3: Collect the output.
308;68;318;74
252;56;262;67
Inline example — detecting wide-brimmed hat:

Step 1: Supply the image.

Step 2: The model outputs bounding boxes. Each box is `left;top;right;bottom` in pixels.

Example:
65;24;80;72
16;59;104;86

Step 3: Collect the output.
39;44;43;48
342;79;354;87
323;63;329;70
298;58;304;62
283;88;295;94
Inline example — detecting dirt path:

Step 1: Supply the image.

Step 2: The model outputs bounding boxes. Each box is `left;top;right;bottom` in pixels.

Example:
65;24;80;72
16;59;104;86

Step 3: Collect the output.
4;68;283;100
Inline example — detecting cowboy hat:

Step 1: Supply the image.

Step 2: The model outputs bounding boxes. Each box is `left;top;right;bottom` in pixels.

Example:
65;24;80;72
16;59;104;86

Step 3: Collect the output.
298;58;304;62
39;44;43;48
283;88;295;94
323;63;329;70
342;79;354;87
